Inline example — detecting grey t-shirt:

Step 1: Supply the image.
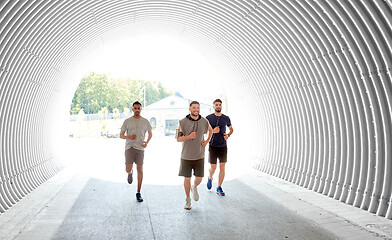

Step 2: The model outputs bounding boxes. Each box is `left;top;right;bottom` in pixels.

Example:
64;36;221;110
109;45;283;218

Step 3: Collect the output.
179;115;210;160
121;116;152;151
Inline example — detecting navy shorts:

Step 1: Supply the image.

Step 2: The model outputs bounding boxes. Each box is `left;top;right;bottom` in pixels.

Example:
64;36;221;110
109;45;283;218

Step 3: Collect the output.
208;146;227;164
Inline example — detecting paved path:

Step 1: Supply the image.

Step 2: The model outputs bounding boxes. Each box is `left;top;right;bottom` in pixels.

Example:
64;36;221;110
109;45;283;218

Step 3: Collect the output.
1;137;392;239
5;171;336;240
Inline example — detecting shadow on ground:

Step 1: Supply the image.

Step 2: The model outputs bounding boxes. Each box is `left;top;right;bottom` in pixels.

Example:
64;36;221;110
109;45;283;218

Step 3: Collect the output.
53;177;336;240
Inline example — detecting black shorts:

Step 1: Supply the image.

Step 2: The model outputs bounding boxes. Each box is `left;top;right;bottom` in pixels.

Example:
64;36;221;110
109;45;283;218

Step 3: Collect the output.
209;146;227;164
179;158;204;177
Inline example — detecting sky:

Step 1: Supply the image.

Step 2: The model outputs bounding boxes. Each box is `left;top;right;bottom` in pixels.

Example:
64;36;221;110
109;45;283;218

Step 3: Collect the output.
82;35;225;102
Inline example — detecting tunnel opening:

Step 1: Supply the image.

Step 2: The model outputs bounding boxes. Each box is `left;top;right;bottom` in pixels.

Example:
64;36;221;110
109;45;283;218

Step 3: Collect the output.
63;35;248;185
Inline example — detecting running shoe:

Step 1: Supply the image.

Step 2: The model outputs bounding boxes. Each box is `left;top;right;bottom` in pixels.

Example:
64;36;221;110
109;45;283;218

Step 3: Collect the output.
216;186;225;196
136;192;143;202
127;170;133;184
191;185;199;201
207;177;212;190
184;198;191;210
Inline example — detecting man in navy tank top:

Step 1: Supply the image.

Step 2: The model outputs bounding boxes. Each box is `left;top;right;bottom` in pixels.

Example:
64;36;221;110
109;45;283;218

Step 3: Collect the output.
206;99;234;196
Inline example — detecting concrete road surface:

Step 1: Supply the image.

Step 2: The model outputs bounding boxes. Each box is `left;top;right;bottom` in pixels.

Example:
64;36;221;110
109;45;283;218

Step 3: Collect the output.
1;136;391;240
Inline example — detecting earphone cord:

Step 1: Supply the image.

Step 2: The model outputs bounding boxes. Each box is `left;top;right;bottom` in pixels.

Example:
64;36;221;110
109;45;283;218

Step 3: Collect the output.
210;116;220;145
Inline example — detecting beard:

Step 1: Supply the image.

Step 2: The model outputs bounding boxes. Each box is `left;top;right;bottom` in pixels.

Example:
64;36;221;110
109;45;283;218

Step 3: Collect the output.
191;112;199;117
215;108;221;113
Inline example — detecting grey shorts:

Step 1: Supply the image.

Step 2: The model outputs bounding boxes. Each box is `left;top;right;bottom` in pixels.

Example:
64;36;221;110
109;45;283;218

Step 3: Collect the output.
178;158;204;178
125;147;144;165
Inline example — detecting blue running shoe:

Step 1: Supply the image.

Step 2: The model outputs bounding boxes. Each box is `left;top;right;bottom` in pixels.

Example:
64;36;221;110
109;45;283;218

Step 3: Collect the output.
136;192;143;202
207;177;212;190
216;186;225;196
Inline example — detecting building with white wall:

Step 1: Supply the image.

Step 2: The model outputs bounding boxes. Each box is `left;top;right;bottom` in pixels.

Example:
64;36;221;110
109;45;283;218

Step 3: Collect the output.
143;92;213;136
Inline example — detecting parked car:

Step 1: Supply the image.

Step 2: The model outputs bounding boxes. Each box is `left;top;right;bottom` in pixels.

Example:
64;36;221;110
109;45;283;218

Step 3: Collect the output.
106;128;121;138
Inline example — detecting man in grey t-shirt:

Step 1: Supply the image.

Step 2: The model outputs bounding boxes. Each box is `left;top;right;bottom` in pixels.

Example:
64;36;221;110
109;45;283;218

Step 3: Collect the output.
177;101;212;210
120;101;152;202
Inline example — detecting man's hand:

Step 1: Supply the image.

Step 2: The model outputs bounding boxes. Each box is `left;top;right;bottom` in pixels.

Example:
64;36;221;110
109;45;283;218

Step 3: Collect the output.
129;134;136;140
188;132;197;139
201;140;208;147
213;126;220;133
224;133;229;140
142;141;148;148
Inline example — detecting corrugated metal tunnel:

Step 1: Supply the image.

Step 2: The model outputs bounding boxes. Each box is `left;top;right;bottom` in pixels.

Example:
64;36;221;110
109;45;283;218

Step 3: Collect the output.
1;0;392;220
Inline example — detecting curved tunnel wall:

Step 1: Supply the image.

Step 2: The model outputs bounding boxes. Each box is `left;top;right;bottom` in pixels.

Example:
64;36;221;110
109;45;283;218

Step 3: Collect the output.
1;0;392;218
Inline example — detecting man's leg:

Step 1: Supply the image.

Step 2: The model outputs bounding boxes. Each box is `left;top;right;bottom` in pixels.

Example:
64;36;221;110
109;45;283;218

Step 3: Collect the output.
191;158;204;201
126;163;134;173
218;162;226;187
184;177;191;198
216;147;227;196
208;147;218;179
208;147;218;190
191;176;203;201
184;177;192;209
209;164;217;180
179;159;193;209
133;149;145;202
136;164;143;193
194;177;203;188
126;163;134;184
125;148;135;184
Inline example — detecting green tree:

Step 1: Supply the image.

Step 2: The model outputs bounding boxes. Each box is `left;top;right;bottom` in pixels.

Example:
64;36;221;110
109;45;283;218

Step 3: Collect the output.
70;73;112;114
142;80;173;106
70;72;175;115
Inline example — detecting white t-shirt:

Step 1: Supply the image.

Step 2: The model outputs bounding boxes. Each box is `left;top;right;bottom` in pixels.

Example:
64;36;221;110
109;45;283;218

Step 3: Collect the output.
121;116;152;151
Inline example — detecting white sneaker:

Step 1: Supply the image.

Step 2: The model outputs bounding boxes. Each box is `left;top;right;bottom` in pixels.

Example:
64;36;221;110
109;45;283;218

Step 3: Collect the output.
191;185;199;201
184;198;191;210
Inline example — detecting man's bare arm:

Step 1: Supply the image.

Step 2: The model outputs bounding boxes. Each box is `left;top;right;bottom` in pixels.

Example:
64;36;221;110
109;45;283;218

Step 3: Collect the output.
202;124;213;147
142;130;152;148
120;130;128;139
224;125;234;140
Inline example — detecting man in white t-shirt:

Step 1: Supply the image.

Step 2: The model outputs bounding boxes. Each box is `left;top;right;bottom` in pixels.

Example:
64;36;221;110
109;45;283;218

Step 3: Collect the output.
120;101;152;202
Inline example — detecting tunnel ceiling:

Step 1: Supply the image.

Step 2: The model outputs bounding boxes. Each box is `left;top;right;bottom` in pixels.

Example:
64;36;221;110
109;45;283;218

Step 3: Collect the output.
1;0;392;219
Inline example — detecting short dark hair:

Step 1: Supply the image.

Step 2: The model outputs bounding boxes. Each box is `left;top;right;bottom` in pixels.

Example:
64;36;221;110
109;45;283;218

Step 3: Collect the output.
189;101;199;107
133;101;142;107
213;99;222;104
